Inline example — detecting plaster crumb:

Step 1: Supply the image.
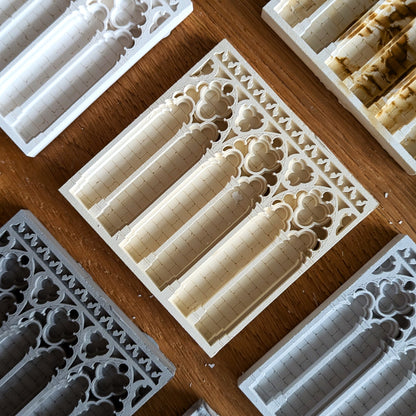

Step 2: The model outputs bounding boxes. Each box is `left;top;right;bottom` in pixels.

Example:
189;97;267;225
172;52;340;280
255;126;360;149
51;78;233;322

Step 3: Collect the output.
399;220;403;225
149;295;154;298
189;382;192;387
384;192;389;198
208;363;215;368
389;221;393;225
132;316;136;320
138;294;142;297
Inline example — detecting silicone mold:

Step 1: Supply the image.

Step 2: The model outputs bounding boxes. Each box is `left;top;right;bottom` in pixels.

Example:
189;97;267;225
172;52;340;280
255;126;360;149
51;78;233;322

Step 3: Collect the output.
263;0;416;174
0;0;192;157
0;210;175;416
183;400;219;416
60;39;377;357
239;234;416;416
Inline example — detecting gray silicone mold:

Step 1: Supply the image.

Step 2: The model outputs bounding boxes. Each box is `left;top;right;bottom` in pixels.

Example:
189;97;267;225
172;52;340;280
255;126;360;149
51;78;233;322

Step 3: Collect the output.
0;210;175;416
183;399;219;416
239;234;416;416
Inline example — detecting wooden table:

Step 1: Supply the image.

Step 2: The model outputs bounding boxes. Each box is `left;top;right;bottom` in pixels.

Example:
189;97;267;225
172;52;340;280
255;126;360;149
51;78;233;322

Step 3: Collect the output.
1;1;415;414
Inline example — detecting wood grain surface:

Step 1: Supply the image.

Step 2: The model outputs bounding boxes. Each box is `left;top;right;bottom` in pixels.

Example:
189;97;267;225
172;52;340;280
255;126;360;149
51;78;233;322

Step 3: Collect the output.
1;1;416;415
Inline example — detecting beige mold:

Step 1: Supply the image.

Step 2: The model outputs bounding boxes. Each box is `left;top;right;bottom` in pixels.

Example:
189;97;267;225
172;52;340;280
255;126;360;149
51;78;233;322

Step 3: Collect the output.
60;40;377;356
263;0;416;174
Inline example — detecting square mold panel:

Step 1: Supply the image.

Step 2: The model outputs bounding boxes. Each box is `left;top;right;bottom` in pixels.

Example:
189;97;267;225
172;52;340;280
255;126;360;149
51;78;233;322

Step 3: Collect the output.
0;0;193;156
239;234;416;416
0;210;175;416
263;0;416;174
60;39;378;357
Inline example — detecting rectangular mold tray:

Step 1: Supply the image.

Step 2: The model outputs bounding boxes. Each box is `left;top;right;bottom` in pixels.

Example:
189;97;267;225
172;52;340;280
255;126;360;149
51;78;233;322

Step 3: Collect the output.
239;234;416;416
60;39;378;357
0;210;175;416
0;0;192;157
183;399;219;416
263;0;416;174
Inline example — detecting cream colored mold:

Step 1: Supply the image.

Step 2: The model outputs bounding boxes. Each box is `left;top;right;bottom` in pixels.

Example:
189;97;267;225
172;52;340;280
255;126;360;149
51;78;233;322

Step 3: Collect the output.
61;40;377;356
263;0;416;174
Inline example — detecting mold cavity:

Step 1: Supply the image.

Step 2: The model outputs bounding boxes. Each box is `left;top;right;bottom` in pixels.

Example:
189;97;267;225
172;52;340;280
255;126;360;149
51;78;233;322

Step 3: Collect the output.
36;376;89;416
253;294;373;404
72;98;194;209
0;293;17;324
146;177;266;290
0;253;30;291
299;0;379;53
326;0;416;80
276;0;327;27
192;230;317;345
121;150;242;275
402;137;416;157
97;123;219;235
84;332;109;358
0;322;40;379
0;0;72;71
92;363;129;400
44;308;80;345
169;203;293;318
0;0;27;25
0;12;105;117
346;22;416;107
34;276;60;304
0;347;66;416
276;323;391;416
13;31;134;142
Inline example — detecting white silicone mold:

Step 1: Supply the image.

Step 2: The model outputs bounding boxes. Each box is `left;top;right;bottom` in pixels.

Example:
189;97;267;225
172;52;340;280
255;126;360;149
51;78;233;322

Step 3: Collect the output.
0;0;192;156
239;234;416;416
60;39;377;357
183;400;219;416
263;0;416;174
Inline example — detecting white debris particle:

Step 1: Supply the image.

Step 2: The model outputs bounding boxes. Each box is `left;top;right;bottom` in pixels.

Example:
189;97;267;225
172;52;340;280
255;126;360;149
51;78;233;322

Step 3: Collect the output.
384;192;389;198
138;294;142;297
149;295;154;298
399;220;403;225
208;363;215;368
132;316;136;320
